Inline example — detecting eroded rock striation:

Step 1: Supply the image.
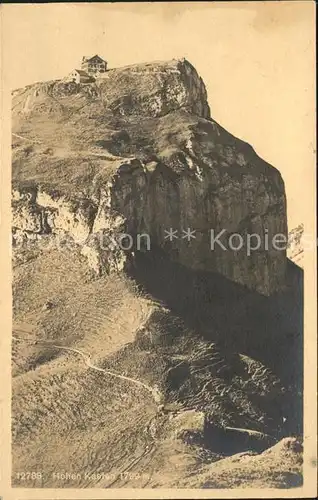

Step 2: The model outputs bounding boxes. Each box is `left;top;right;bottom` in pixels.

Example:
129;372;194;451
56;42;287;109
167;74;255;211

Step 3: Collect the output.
12;58;287;295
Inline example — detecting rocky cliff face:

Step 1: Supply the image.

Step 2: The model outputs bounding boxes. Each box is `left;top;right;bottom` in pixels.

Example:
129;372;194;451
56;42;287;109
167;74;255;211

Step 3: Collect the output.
12;58;287;295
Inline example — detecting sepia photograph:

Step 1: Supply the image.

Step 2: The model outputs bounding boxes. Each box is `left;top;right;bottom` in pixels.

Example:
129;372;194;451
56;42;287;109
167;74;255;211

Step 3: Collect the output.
0;1;316;497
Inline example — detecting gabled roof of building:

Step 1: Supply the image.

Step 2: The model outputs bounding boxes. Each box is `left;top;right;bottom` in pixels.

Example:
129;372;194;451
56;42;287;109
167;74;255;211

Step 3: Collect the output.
73;69;91;77
83;54;107;63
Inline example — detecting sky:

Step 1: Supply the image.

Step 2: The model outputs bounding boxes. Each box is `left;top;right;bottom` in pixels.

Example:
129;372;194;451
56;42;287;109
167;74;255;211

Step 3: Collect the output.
2;1;315;229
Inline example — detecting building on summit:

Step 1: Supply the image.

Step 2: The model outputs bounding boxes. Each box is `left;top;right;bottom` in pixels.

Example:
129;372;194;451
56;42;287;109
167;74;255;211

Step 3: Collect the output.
81;55;107;75
66;55;108;83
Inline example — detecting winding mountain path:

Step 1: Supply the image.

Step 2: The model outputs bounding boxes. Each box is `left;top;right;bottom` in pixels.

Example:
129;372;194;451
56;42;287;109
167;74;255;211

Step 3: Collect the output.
12;332;162;404
13;329;163;487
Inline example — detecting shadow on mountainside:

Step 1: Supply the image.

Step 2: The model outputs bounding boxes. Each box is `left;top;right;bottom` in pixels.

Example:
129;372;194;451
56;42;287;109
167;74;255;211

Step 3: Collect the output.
128;248;303;437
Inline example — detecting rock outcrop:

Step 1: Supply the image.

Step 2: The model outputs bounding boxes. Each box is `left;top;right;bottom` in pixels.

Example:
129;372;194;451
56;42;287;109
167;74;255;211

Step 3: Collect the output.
12;58;288;295
287;224;304;268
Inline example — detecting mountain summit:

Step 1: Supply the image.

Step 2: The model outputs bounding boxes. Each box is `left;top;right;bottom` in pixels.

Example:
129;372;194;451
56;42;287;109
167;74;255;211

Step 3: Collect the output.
12;58;287;295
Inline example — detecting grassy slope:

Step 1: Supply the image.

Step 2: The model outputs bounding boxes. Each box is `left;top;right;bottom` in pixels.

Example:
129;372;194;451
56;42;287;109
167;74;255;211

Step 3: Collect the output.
12;245;158;487
12;244;301;488
13;245;151;374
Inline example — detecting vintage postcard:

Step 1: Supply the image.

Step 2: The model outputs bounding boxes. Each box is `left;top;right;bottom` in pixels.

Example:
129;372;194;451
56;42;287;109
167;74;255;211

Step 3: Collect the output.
0;1;316;499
